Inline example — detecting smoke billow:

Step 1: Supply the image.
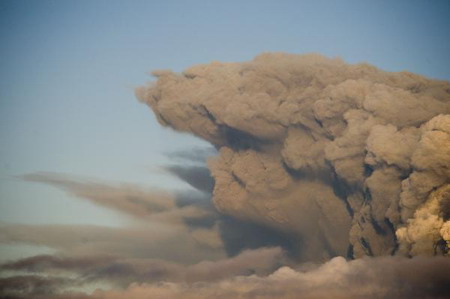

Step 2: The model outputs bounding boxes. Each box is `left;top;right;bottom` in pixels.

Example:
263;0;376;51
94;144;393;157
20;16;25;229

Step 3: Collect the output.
2;53;450;298
137;53;450;261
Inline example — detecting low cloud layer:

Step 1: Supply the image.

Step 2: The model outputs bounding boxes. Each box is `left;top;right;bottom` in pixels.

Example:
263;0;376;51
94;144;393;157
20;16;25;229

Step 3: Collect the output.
94;257;450;299
2;251;450;299
63;256;450;299
0;247;285;298
11;257;442;299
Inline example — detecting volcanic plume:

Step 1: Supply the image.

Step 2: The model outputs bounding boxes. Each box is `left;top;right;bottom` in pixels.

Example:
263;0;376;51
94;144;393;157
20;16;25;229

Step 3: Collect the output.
2;53;449;299
137;53;450;261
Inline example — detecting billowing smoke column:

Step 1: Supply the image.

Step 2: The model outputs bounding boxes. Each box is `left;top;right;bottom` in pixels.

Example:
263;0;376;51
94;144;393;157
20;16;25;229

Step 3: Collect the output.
137;53;450;261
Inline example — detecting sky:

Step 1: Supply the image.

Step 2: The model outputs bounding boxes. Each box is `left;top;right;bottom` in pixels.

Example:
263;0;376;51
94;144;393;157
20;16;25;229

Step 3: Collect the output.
0;0;449;262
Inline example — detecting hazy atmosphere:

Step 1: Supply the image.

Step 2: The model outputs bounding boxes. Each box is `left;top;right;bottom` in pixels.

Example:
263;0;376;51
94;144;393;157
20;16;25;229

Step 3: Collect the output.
1;1;450;298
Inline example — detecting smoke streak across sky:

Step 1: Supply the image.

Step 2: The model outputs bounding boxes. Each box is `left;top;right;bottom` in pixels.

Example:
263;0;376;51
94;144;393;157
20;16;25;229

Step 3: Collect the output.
1;1;450;298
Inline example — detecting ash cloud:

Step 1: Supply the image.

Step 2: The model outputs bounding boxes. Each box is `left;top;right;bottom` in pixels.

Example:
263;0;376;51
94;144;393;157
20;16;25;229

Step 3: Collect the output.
0;223;224;263
21;172;180;220
137;53;450;260
15;169;297;258
2;53;450;298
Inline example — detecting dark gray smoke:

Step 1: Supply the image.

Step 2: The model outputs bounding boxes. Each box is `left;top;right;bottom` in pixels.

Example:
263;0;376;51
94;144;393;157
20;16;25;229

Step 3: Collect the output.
137;53;450;261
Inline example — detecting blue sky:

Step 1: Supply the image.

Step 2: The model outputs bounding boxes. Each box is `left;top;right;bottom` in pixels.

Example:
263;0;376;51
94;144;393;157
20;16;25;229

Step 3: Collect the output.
0;0;449;242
